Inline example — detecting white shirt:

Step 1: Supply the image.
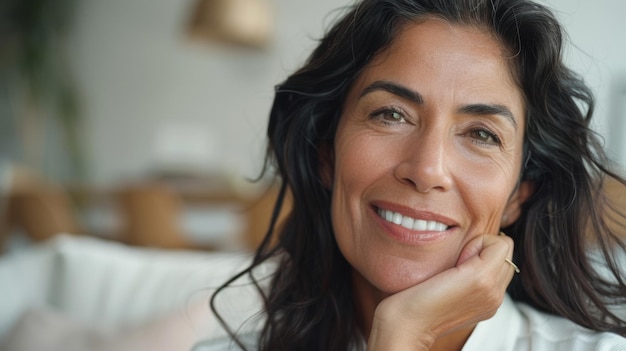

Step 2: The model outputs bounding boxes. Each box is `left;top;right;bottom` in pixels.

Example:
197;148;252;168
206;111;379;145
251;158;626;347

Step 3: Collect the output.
463;295;626;350
193;295;626;351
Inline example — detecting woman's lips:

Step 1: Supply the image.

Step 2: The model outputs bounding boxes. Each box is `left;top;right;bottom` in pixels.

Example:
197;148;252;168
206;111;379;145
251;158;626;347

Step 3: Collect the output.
371;203;459;244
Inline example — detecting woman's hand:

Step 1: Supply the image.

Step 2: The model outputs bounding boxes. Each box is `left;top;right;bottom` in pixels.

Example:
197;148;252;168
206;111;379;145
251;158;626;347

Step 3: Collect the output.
366;233;516;351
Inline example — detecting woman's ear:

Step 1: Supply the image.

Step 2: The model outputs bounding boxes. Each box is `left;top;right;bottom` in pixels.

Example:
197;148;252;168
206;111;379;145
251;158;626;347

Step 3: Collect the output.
501;181;535;227
319;144;334;189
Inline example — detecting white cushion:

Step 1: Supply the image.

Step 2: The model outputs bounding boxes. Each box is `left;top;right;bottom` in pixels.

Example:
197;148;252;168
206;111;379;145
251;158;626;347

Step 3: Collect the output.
0;240;58;339
0;302;214;351
0;235;256;341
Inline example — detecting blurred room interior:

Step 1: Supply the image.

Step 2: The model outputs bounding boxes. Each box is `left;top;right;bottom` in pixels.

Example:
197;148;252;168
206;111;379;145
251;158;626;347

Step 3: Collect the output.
0;0;625;253
0;0;625;349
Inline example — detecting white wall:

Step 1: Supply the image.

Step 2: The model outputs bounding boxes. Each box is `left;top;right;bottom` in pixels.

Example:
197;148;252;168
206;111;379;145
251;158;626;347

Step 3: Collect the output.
70;0;626;185
542;0;626;168
71;0;353;185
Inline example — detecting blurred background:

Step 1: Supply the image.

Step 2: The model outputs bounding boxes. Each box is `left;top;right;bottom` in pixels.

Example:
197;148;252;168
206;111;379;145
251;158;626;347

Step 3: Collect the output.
0;1;625;350
0;0;625;253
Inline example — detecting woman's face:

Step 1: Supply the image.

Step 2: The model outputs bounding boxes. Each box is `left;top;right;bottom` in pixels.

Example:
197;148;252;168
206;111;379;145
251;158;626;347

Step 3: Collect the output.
328;19;527;296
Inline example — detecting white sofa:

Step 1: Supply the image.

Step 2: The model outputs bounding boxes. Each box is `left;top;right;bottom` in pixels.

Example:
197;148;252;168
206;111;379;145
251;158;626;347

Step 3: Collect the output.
2;235;624;351
0;235;261;351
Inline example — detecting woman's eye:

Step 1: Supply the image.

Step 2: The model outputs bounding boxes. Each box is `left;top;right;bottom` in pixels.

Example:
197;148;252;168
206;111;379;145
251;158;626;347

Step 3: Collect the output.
370;108;407;124
469;128;501;146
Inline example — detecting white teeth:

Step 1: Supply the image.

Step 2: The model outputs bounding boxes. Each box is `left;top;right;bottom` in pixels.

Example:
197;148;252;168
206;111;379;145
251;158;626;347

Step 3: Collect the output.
401;216;414;229
427;221;438;231
377;208;449;232
384;210;393;222
392;213;402;225
414;219;428;231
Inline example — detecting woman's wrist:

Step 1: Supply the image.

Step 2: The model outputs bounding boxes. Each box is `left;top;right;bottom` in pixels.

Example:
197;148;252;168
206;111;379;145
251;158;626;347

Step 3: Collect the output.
366;300;437;351
367;321;436;351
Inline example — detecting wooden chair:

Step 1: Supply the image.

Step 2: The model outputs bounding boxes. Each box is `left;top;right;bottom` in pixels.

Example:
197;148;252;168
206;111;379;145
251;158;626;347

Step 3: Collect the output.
3;167;82;250
115;182;190;250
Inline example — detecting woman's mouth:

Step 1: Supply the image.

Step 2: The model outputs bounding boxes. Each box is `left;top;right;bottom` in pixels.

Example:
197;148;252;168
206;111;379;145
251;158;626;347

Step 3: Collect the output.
376;208;450;232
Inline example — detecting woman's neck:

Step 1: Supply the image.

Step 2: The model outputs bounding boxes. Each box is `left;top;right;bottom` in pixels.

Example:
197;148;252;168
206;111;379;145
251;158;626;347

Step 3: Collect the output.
352;270;475;351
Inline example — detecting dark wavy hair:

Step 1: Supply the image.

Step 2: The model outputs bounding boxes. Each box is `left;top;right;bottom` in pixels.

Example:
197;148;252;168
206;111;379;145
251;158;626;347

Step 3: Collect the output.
211;0;626;349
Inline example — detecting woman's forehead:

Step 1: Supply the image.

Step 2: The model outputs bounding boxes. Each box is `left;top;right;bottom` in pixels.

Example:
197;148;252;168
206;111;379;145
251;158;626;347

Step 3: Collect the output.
348;19;526;122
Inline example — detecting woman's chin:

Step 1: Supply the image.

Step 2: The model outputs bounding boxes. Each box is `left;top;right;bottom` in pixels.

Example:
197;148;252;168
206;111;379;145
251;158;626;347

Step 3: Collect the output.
357;260;451;296
376;272;437;295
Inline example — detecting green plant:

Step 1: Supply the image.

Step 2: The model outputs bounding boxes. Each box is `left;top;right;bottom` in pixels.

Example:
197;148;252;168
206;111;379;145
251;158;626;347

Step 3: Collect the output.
0;0;85;181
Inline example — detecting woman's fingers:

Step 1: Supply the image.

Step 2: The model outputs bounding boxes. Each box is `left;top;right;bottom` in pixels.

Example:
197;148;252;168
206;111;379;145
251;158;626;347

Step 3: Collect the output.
458;232;514;268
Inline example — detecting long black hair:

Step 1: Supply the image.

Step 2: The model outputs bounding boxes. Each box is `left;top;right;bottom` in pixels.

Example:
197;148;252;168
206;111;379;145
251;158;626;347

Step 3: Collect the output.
211;0;626;349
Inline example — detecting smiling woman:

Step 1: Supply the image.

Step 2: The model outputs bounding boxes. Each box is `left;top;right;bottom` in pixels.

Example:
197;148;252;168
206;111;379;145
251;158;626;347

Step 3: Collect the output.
199;0;626;350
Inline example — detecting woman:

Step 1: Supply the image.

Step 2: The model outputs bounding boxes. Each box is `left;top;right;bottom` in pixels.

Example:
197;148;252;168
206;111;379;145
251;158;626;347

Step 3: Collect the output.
201;0;626;350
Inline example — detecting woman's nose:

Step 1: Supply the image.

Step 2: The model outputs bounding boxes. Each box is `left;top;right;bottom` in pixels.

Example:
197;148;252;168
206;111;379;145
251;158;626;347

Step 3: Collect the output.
392;128;453;193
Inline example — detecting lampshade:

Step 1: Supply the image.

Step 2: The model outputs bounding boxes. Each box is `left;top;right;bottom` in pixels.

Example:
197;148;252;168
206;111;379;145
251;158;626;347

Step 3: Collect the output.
187;0;273;49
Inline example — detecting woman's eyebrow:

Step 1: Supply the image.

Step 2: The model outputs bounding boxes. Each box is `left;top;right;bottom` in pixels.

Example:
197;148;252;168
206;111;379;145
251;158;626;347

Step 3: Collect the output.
359;80;518;130
359;80;424;105
458;104;518;130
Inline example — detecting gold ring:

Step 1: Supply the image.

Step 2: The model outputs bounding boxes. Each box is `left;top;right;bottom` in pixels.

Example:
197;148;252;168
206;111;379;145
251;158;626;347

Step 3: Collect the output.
505;258;520;274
